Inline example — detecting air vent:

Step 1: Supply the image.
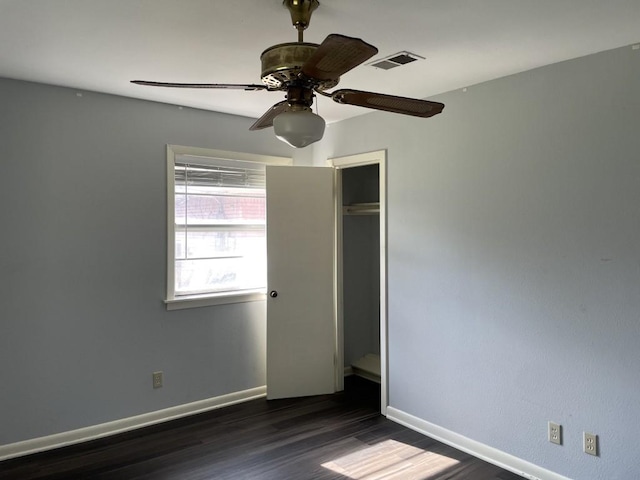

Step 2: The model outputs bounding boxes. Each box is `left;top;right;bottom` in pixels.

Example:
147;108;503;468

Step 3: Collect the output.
369;51;424;70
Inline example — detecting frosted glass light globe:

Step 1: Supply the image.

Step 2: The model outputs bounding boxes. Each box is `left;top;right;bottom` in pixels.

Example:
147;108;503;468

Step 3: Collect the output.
273;108;325;148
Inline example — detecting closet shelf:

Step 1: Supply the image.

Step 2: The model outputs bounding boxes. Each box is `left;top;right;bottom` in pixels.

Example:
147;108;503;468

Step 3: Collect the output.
351;353;381;384
343;202;380;215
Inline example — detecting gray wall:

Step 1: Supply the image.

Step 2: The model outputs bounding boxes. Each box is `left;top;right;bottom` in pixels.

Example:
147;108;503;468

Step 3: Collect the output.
0;78;300;444
313;45;640;480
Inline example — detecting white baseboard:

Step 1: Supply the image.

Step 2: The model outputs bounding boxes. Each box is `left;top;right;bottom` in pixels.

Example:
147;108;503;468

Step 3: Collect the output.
0;386;267;462
386;406;571;480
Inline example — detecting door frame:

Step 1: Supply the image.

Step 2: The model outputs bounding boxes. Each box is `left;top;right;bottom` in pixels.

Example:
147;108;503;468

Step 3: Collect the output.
328;150;388;415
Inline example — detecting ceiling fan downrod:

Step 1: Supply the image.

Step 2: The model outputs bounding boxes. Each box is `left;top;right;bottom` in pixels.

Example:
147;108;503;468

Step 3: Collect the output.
283;0;319;42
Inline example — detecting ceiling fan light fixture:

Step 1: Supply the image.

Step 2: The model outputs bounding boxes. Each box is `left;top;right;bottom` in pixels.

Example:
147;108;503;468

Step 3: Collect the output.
273;107;325;148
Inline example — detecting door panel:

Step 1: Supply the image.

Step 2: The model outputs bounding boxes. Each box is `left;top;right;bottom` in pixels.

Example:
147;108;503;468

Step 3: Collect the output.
266;165;336;399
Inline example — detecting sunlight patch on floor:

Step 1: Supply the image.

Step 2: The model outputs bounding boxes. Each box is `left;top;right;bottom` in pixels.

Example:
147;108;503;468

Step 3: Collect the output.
321;439;460;479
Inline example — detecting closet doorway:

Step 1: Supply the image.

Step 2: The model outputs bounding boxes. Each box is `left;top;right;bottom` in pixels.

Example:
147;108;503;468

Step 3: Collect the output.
330;150;388;414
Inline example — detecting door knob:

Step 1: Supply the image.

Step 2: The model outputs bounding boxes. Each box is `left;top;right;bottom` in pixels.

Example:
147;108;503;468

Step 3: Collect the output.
269;290;278;298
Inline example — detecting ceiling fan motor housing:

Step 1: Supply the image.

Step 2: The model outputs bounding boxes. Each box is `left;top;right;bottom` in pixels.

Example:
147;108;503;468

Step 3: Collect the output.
260;42;339;90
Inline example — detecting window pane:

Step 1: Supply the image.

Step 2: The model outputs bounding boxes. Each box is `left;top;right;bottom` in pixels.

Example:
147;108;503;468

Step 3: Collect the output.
175;256;266;295
175;228;265;260
174;193;187;260
175;194;265;225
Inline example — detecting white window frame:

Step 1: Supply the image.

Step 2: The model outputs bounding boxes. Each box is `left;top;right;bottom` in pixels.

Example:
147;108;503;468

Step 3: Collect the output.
165;145;292;310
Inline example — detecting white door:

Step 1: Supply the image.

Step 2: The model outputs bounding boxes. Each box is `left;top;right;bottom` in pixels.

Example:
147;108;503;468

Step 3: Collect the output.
266;165;336;399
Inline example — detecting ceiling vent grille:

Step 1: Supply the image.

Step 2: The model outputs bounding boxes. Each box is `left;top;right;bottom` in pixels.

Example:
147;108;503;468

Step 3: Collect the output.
369;51;424;70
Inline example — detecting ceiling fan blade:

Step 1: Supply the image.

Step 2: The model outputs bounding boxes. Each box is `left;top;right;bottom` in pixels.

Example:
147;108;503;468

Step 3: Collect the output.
131;80;268;91
331;89;445;118
249;100;289;131
301;34;378;82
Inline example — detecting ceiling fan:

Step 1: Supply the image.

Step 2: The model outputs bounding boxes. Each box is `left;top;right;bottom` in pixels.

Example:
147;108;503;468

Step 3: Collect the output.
132;0;444;148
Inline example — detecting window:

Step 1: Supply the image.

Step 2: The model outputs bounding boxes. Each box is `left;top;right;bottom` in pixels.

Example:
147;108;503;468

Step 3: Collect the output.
166;145;291;310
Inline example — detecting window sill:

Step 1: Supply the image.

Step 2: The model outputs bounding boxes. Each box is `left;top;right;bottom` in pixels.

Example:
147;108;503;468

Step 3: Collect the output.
165;290;267;310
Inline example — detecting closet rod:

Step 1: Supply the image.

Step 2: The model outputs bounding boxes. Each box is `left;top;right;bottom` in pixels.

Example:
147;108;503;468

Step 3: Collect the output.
343;202;380;215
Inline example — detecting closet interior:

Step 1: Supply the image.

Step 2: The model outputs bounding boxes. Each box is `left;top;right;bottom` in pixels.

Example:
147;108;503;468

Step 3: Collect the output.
340;163;381;384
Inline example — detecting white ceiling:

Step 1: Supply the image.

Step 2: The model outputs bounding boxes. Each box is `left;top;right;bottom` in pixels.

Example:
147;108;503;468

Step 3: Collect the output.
1;0;639;124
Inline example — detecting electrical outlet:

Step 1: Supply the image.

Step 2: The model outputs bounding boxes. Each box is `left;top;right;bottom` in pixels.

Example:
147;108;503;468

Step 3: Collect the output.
548;422;562;445
584;432;598;456
152;371;163;389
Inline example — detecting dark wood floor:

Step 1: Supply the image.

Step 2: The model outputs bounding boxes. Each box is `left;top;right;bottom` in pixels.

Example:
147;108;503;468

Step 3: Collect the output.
0;377;522;480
